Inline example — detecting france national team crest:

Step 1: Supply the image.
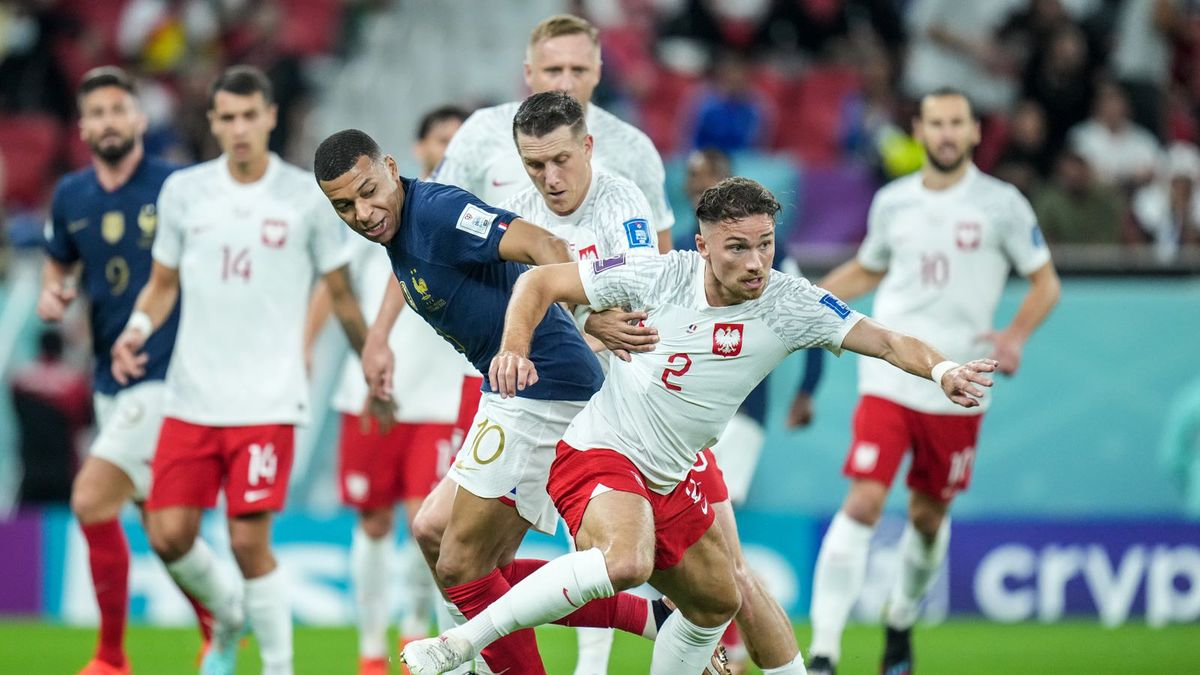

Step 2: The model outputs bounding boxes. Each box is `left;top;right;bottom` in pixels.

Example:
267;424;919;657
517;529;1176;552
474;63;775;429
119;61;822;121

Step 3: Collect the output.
261;218;288;248
712;323;744;357
623;218;653;249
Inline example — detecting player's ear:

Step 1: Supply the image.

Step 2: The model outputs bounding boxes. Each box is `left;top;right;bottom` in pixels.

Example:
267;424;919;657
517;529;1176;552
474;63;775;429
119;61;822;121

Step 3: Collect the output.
384;155;399;179
582;134;594;159
523;59;534;89
695;230;708;258
265;103;279;133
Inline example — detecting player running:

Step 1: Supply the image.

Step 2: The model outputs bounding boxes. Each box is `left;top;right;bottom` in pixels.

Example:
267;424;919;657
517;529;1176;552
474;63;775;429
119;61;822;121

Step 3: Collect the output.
804;88;1061;675
110;66;371;675
40;65;213;675
402;177;997;675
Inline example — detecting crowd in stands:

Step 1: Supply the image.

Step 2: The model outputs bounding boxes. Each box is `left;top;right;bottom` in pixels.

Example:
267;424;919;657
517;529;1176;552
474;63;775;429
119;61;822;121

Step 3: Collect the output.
1;0;1198;269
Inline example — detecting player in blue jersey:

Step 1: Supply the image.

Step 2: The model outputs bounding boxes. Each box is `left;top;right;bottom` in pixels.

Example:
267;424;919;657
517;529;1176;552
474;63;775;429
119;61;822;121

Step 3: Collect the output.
314;129;667;675
38;66;212;675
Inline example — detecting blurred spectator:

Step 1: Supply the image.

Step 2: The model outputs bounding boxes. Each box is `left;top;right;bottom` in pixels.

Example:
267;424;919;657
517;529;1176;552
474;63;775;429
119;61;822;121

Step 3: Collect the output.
9;328;92;505
0;2;73;121
1068;80;1161;187
1132;142;1200;263
1023;23;1095;161
997;0;1072;77
413;104;468;179
1111;0;1188;139
840;45;919;179
902;0;1020;115
117;0;220;74
1033;150;1124;244
686;51;773;153
994;99;1053;196
673;147;732;250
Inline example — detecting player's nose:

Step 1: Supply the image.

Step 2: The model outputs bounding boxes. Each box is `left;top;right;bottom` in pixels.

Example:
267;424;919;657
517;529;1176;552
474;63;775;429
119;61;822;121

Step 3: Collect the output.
354;200;372;223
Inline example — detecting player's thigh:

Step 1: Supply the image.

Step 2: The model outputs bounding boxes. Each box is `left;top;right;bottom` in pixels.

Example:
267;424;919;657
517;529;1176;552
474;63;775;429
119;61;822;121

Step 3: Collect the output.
412;475;456;553
71;456;135;523
223;424;295;517
399;422;457;502
338;413;402;511
145;417;224;513
842;396;913;487
907;410;984;503
649;521;741;627
89;381;169;502
576;488;656;589
435;485;531;583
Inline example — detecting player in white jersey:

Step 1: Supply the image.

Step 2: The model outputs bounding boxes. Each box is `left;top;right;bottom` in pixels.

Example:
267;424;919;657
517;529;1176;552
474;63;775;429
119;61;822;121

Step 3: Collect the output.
402;178;998;675
433;14;674;254
110;66;372;675
805;88;1061;675
303;104;470;675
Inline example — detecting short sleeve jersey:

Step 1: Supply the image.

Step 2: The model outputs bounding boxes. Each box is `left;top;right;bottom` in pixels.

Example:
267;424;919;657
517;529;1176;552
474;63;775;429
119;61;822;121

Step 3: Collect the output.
152;154;351;425
433;101;674;234
44;158;180;395
384;177;602;403
562;251;863;492
330;234;467;422
856;164;1052;414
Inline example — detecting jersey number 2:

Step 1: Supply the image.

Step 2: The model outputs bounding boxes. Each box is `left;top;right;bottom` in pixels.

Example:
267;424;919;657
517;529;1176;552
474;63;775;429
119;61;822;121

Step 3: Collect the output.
661;353;692;392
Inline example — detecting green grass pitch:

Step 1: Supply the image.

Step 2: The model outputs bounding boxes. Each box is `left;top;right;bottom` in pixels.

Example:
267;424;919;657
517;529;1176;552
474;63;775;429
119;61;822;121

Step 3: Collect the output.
2;620;1197;674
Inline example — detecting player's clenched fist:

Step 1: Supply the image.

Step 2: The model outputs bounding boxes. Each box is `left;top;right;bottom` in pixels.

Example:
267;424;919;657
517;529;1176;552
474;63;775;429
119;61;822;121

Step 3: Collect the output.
489;350;538;398
936;358;998;408
110;327;149;385
37;282;77;322
361;329;395;402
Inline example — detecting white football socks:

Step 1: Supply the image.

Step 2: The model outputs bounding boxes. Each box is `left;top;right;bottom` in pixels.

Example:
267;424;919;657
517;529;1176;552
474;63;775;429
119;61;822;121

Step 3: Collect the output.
164;537;240;628
649;612;731;675
809;511;874;662
244;567;293;675
573;626;616;675
399;538;436;638
350;524;392;659
762;655;809;674
448;547;614;654
885;518;950;631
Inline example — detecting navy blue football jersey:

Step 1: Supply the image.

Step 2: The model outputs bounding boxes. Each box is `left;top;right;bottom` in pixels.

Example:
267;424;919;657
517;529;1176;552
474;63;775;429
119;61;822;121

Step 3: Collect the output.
44;157;181;394
385;177;602;402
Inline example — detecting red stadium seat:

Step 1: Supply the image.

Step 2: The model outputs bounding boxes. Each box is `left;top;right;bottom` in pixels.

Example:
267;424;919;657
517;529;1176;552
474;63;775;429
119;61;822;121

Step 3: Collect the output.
774;65;861;166
0;114;63;209
275;0;344;56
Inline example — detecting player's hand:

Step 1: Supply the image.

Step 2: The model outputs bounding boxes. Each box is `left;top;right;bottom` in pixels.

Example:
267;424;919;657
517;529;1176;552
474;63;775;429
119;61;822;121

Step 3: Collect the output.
36;282;77;322
939;359;997;408
362;329;394;401
360;393;397;435
786;392;815;428
489;349;538;398
980;328;1024;375
110;327;149;385
584;309;658;362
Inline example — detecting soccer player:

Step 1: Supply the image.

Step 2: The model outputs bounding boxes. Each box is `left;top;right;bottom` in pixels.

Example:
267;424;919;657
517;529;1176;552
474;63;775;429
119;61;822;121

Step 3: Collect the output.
804;88;1061;675
39;65;212;675
402;177;998;675
314;128;666;675
434;13;674;254
304;103;471;675
110;66;371;675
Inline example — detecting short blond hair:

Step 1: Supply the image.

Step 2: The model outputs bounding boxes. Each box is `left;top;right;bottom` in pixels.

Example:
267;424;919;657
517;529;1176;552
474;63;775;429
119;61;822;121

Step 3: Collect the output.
526;14;600;61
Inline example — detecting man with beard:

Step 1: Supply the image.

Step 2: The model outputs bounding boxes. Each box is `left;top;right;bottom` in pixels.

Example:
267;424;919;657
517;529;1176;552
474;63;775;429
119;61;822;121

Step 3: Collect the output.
805;88;1061;675
39;66;212;675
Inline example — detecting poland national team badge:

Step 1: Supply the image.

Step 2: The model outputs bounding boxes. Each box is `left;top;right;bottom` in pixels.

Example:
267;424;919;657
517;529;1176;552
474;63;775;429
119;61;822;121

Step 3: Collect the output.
712;323;744;357
955;221;981;251
261;218;288;248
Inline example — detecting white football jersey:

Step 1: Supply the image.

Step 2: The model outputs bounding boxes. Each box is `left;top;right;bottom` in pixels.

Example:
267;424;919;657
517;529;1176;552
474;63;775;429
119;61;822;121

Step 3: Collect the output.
153;154;351;425
856;164;1052;414
329;235;466;422
562;251;864;492
433;101;674;234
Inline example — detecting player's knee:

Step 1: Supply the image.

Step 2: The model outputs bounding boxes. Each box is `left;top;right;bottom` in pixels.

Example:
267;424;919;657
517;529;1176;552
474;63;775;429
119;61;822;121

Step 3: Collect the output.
410;507;445;560
909;502;946;540
148;521;196;563
434;549;481;588
843;484;887;526
601;548;653;591
688;582;741;628
229;532;273;577
359;509;394;539
70;483;117;525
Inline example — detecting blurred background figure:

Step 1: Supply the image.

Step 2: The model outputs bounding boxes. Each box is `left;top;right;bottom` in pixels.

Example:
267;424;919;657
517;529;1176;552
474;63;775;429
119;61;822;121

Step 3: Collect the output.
1034;150;1125;246
1132;141;1200;263
9;328;92;505
412;105;468;180
1068;80;1162;189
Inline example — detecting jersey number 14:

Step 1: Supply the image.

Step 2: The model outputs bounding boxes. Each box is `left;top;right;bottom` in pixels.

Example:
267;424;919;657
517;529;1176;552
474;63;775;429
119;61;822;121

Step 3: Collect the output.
222;246;252;282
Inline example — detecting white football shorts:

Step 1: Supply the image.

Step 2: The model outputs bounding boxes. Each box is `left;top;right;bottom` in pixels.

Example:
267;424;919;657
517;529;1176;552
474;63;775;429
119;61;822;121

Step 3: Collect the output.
448;393;585;535
708;412;765;506
91;380;168;500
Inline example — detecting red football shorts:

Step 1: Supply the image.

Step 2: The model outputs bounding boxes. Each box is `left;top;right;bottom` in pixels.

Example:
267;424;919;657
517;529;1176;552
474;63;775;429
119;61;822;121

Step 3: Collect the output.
147;417;295;516
454;376;484;445
548;440;715;570
691;448;730;504
338;414;456;509
843;395;984;503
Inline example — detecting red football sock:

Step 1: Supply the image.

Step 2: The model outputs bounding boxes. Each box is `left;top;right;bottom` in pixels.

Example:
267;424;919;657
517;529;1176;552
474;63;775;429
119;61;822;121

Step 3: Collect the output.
445;569;546;675
81;520;129;668
500;559;650;636
183;589;214;643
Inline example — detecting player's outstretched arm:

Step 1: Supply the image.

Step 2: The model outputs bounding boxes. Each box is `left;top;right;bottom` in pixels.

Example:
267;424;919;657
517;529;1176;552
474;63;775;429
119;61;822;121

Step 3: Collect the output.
496;218;572;266
322;264;369;355
361;275;403;401
490;263;590;398
817;259;885;303
841;318;998;409
37;258;78;322
111;261;180;385
982;260;1060;376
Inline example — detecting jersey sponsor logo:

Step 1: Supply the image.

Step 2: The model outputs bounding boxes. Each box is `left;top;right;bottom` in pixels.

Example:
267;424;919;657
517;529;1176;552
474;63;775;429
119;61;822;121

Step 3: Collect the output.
102;211;125;244
623;218;653;249
819;293;852;319
592;254;626;274
955;221;982;251
1032;224;1045;248
455;203;497;239
261;218;289;248
576;244;599;260
713;323;744;357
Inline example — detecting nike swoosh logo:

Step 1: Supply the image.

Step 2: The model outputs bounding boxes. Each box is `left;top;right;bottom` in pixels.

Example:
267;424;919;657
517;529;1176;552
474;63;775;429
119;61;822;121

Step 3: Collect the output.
68;219;88;232
243;489;272;502
562;587;580;608
491;179;516;187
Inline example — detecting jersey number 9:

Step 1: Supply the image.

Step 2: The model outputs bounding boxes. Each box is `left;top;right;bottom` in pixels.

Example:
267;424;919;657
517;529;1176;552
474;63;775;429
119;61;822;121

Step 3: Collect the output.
105;256;130;295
